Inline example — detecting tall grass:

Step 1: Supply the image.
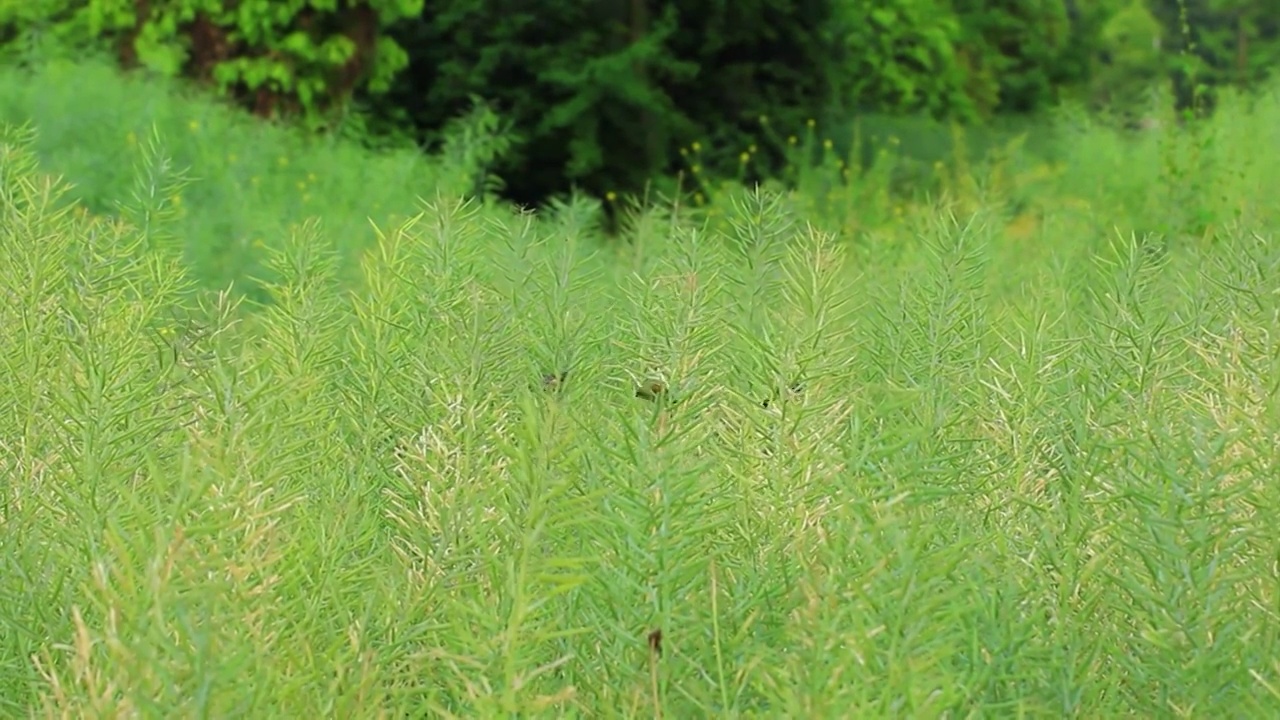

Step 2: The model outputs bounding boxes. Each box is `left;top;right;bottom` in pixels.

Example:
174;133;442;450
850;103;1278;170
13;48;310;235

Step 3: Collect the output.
3;61;1280;716
0;55;505;299
693;80;1280;277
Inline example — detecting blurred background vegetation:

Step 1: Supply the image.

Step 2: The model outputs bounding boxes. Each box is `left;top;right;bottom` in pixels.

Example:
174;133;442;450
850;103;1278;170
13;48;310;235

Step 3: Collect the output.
0;0;1274;220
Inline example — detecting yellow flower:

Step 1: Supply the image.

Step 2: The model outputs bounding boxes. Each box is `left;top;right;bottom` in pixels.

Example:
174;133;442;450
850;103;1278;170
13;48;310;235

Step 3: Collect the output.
188;120;199;131
748;144;757;154
606;191;617;201
691;164;701;174
823;139;833;150
807;118;816;128
787;136;797;145
277;156;289;167
691;141;701;152
759;115;769;125
694;192;705;205
739;152;749;164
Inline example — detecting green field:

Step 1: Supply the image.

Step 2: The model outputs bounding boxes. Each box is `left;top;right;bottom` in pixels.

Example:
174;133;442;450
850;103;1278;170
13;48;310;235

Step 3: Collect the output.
3;58;1280;717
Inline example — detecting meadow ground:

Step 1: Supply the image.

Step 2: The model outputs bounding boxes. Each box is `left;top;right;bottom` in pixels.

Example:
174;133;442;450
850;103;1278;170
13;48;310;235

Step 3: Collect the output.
3;58;1280;717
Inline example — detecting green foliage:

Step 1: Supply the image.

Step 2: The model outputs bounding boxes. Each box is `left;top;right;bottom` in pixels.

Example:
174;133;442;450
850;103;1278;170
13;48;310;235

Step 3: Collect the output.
364;0;683;208
8;75;1280;712
363;0;1138;209
0;0;103;63
0;0;1165;211
1090;0;1168;115
834;0;975;119
948;0;1087;114
657;0;850;186
1148;0;1280;108
366;0;849;210
0;57;451;300
824;0;1123;119
5;0;422;122
4;47;1280;714
10;0;1278;214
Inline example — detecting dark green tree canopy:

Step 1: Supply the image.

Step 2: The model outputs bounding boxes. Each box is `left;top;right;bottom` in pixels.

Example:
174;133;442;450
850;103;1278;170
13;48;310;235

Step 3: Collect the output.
3;0;1275;211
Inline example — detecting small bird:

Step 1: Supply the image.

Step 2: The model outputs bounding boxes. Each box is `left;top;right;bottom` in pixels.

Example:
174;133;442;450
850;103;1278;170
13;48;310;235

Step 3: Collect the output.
760;382;804;408
635;377;668;402
540;370;568;393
